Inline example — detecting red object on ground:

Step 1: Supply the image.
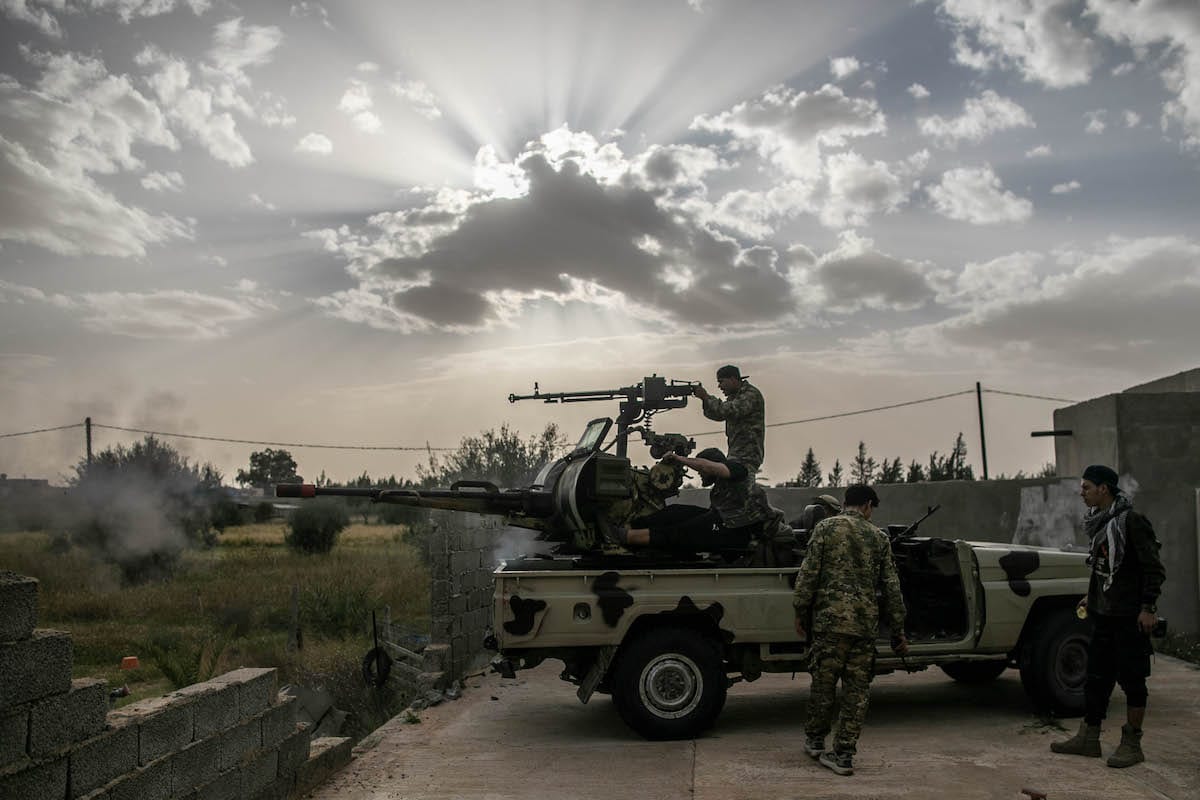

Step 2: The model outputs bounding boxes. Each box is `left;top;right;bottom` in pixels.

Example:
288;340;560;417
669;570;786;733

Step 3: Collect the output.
120;656;140;670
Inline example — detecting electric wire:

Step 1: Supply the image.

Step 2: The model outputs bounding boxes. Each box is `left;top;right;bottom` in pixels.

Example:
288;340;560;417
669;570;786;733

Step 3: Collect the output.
89;424;455;451
0;423;85;439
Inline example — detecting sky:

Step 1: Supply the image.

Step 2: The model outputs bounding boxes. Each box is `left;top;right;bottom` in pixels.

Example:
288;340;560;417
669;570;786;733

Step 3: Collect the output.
1;0;1199;488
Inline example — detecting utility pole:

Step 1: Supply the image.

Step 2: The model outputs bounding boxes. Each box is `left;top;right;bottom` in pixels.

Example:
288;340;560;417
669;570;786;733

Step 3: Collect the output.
85;417;92;466
975;382;989;480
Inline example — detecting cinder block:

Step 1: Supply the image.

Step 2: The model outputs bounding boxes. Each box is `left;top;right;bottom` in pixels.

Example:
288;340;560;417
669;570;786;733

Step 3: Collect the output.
292;736;351;798
210;668;276;720
250;775;292;800
275;723;310;779
239;749;277;797
218;717;261;770
170;735;221;796
0;706;29;770
0;756;68;800
108;695;193;765
0;630;73;707
169;681;238;740
29;678;107;758
0;571;39;641
260;697;297;750
68;723;138;798
105;754;172;800
193;767;240;800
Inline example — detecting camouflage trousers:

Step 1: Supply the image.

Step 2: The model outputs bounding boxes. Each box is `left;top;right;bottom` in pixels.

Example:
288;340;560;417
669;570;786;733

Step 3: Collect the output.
804;634;876;755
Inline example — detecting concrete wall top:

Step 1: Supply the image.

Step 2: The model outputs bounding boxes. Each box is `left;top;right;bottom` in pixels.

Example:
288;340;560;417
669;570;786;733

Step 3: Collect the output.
1123;366;1200;394
1053;394;1119;479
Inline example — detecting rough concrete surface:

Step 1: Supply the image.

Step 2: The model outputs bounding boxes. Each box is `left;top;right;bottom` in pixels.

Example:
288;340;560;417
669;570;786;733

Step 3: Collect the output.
308;656;1199;800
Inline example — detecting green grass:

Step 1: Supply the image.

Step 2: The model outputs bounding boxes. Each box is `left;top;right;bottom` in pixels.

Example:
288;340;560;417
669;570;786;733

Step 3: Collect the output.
0;522;431;729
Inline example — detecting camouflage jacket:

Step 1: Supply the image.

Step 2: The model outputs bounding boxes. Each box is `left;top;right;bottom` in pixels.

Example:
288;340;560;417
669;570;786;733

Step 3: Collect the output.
792;509;906;639
708;462;766;529
701;381;765;473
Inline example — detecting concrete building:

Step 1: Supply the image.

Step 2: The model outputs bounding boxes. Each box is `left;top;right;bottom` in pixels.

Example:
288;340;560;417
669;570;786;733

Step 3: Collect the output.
1054;366;1200;635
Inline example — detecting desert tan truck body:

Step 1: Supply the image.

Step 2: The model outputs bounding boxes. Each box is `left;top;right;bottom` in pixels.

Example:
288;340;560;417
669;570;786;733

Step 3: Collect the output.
488;539;1091;739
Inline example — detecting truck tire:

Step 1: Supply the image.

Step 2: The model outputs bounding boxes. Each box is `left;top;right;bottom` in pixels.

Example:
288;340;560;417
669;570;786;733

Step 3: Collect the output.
611;627;727;740
939;660;1008;684
1019;608;1090;716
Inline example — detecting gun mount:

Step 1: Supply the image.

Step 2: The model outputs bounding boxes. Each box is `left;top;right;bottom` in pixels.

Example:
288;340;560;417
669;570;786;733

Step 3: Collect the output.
279;375;702;556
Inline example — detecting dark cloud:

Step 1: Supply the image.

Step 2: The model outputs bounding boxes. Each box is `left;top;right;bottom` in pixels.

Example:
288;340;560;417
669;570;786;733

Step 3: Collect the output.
391;283;492;327
817;238;934;311
371;155;794;326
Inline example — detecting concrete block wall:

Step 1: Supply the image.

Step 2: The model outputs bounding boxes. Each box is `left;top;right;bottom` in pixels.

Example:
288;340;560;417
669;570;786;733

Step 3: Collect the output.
0;571;351;800
427;512;510;681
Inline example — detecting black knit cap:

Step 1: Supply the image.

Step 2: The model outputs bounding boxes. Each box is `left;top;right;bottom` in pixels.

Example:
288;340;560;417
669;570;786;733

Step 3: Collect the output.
1082;464;1120;492
696;447;727;463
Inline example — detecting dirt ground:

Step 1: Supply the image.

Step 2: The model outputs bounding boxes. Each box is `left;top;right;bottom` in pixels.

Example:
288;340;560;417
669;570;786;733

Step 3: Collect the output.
309;655;1200;800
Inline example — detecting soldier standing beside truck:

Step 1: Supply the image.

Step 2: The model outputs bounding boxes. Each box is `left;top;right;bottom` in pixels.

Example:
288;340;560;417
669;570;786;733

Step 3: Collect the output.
1050;464;1165;768
792;484;909;777
694;365;765;474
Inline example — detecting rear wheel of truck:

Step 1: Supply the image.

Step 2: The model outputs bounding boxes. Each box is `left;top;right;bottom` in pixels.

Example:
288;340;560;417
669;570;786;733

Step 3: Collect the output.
1019;608;1090;716
611;627;726;740
939;660;1009;684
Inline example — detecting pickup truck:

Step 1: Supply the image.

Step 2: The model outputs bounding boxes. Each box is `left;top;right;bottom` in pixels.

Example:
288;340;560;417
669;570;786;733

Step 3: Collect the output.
485;537;1092;740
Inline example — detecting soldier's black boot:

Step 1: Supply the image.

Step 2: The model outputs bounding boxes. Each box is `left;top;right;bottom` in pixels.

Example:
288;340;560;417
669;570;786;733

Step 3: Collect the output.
1050;721;1102;757
818;750;853;776
1106;724;1144;768
802;735;825;758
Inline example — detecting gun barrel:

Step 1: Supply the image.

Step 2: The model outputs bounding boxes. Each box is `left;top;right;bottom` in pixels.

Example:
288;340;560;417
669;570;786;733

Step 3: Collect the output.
275;483;550;517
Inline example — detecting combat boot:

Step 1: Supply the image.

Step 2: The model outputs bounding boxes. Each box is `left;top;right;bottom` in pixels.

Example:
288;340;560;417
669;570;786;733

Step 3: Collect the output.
1050;720;1102;757
802;735;825;758
1106;724;1144;768
818;750;853;776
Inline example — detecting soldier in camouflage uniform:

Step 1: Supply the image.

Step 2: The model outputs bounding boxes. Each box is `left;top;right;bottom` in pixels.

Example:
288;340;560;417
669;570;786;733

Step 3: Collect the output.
792;484;908;776
694;365;765;474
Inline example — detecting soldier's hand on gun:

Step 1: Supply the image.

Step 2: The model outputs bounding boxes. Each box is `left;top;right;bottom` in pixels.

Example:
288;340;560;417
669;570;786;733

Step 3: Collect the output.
693;384;710;401
891;634;909;656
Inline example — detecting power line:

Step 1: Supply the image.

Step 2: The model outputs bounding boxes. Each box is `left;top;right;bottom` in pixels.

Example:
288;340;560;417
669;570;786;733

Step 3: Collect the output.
983;388;1076;403
0;423;84;439
687;389;977;438
90;424;455;452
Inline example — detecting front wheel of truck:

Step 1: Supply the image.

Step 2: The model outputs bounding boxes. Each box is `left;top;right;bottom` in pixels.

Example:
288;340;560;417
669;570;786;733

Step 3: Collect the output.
611;627;726;740
1019;608;1090;716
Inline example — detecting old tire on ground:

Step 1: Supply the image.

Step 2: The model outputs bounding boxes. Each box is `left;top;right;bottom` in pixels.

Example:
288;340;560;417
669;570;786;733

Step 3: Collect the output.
940;660;1009;684
1019;608;1090;716
611;627;726;740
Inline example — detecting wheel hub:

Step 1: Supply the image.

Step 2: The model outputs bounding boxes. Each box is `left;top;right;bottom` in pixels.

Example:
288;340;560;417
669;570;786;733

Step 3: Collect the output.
639;653;703;719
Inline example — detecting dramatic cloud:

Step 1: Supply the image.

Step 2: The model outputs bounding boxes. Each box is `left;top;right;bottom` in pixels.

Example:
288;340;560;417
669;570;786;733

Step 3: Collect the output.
819;151;912;229
295;132;332;154
312;152;796;330
691;83;886;177
932;0;1101;88
0;0;211;37
927;165;1033;224
0;53;191;256
813;232;935;312
0;278;272;338
937;236;1200;365
918;90;1034;146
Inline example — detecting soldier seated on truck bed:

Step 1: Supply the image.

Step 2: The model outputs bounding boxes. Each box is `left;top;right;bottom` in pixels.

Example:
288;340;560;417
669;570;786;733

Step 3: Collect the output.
612;447;784;555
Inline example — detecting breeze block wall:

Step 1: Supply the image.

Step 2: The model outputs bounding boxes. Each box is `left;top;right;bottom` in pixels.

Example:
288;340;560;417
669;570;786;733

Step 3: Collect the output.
427;511;505;681
0;570;351;800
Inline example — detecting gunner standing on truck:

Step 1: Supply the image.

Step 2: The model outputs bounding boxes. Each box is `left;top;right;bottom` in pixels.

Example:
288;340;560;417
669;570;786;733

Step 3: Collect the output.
694;365;765;475
792;484;908;777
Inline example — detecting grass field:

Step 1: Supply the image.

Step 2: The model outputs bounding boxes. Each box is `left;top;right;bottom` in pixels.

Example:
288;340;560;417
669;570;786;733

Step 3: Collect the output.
0;521;430;737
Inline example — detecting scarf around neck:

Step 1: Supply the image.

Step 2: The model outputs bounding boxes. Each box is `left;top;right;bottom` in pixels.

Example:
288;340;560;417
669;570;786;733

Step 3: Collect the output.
1085;494;1132;593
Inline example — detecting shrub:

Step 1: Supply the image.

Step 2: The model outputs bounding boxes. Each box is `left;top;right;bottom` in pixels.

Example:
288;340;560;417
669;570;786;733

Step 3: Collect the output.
286;502;349;554
209;498;244;532
253;502;276;523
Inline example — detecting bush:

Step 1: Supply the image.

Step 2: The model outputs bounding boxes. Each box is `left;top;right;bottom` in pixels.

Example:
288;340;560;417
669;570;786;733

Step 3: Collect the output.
210;499;244;532
253;502;276;524
286;502;349;554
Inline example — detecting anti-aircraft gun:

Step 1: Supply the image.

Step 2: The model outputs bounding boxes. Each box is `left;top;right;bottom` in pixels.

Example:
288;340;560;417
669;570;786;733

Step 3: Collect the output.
276;376;701;555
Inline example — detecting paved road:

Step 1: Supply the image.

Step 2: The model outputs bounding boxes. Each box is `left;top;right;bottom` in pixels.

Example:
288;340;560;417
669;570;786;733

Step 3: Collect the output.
311;656;1199;800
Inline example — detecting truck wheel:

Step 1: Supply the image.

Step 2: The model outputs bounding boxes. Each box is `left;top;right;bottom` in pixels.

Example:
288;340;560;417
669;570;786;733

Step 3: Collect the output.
1019;608;1090;716
611;627;727;740
939;660;1008;684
